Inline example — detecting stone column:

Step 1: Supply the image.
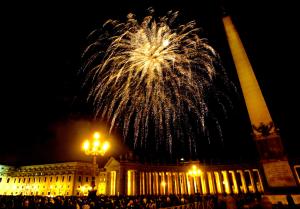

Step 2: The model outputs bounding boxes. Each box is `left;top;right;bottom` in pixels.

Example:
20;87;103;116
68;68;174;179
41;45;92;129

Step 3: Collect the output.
162;172;166;195
142;172;145;195
223;171;231;194
180;173;186;194
166;172;172;194
238;170;248;193
195;175;201;194
173;173;178;195
152;172;156;195
247;170;256;193
229;171;239;194
201;172;208;195
186;173;192;195
207;172;216;194
217;171;224;194
253;169;264;193
149;172;152;195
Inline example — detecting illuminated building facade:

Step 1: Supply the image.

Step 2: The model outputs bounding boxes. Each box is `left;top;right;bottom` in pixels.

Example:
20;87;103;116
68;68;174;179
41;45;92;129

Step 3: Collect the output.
1;156;300;196
0;162;101;196
104;156;265;196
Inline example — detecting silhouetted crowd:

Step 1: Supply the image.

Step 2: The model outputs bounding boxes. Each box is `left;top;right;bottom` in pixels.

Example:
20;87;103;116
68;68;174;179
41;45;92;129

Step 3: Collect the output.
0;193;298;209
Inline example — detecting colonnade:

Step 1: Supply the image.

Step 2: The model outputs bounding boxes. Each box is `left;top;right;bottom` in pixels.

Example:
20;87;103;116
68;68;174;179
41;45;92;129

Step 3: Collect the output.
125;168;264;196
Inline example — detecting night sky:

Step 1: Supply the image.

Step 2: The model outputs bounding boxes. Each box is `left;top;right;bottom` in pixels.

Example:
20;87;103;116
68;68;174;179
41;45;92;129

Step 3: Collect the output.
1;0;299;165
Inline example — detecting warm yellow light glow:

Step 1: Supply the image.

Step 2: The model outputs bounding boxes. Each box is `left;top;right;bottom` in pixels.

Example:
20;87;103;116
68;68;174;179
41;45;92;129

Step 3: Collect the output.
82;132;110;156
110;171;116;195
188;165;201;177
0;167;76;196
81;132;110;194
102;141;109;152
98;182;106;195
161;181;166;187
93;140;100;147
128;170;131;195
83;140;90;151
93;132;100;140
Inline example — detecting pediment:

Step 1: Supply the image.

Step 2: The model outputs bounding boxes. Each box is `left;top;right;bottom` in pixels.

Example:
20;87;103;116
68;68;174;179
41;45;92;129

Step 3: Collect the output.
104;157;120;170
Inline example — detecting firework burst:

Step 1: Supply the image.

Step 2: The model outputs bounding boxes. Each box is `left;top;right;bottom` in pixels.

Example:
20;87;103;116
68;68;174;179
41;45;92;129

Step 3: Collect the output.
81;10;228;154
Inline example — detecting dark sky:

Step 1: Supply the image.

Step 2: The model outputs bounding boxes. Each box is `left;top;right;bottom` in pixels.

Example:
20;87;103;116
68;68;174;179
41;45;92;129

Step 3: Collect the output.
1;0;299;165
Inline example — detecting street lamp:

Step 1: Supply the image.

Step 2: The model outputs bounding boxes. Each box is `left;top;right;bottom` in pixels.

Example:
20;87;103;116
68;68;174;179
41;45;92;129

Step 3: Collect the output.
82;131;110;194
188;165;202;176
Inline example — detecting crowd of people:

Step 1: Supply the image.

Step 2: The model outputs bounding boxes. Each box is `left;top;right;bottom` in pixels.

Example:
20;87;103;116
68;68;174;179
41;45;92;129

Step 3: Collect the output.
0;193;298;209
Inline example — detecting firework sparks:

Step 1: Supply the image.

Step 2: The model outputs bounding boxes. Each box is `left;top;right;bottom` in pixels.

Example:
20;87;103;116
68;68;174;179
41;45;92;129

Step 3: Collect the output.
81;10;225;153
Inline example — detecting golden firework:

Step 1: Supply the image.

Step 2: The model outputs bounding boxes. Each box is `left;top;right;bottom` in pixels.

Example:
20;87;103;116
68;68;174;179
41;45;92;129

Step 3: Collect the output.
82;10;221;153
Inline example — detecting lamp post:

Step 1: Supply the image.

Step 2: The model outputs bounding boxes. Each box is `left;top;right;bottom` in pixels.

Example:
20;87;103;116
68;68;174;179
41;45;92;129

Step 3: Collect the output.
82;132;110;195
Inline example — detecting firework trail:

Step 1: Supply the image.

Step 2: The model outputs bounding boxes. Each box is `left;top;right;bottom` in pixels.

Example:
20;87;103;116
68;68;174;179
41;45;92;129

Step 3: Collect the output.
81;9;230;154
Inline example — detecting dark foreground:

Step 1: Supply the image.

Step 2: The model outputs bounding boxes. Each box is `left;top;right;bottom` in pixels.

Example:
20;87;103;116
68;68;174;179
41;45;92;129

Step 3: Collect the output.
0;193;299;209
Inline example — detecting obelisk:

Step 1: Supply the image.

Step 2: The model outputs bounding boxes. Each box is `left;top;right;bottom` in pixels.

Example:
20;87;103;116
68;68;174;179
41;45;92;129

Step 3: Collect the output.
222;15;297;190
